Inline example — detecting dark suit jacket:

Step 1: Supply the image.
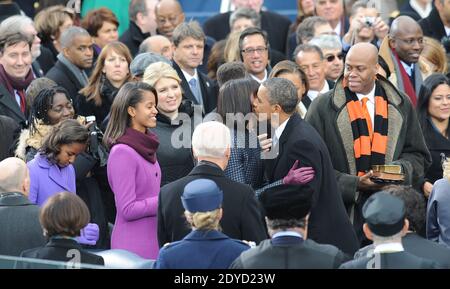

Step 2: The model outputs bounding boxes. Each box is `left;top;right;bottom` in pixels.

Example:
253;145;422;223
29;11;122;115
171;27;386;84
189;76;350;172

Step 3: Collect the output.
157;162;268;247
422;118;450;184
264;113;359;255
45;60;85;101
0;84;27;128
0;115;20;161
203;10;291;55
119;21;151;57
399;1;423;21
419;8;448;52
340;250;439;269
17;238;104;269
172;61;218;114
354;233;450;269
0;192;46;257
301;80;335;110
36;46;55;75
230;237;347;269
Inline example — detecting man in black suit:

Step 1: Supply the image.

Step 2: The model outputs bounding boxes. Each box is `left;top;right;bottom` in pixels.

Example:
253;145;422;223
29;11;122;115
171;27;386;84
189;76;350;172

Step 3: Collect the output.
202;0;291;55
157;121;267;247
340;192;439;269
294;44;335;110
252;78;358;255
231;184;347;269
354;185;450;268
171;21;217;114
119;0;158;57
46;27;94;101
0;158;46;258
419;0;450;53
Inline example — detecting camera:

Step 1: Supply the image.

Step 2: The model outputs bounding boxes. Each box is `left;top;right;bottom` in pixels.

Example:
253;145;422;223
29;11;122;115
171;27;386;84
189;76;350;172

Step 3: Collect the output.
86;116;108;167
364;17;375;27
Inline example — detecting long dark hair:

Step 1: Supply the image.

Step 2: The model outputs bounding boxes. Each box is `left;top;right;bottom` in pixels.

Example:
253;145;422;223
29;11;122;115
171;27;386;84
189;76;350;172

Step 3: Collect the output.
39;119;89;164
103;82;157;149
29;86;73;135
417;73;450;136
217;78;259;129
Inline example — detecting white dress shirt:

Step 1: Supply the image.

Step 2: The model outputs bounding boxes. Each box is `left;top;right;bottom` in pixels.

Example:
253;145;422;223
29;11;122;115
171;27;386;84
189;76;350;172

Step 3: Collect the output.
356;84;376;130
250;69;268;84
273;117;289;146
307;80;330;102
373;242;404;254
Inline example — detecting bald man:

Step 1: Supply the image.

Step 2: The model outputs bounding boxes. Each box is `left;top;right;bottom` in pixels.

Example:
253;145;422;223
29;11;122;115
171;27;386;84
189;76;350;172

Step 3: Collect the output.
379;15;425;106
0;157;46;257
139;35;174;60
306;43;431;244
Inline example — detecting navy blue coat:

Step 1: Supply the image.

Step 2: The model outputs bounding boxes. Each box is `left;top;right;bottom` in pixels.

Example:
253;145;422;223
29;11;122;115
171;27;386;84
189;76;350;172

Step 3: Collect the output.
154;230;249;269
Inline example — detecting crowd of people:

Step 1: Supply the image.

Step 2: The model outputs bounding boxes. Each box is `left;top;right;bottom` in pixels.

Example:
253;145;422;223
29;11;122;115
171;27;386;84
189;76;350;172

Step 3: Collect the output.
1;0;450;269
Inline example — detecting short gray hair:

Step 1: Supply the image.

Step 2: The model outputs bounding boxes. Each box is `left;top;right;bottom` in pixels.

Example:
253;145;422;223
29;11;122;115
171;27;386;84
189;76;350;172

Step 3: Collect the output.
371;231;404;244
296;16;329;45
192;121;231;158
60;26;90;49
130;52;171;77
229;7;261;29
294;44;324;61
309;34;342;51
262;78;299;114
266;218;307;231
0;15;34;35
0;157;27;193
172;21;205;47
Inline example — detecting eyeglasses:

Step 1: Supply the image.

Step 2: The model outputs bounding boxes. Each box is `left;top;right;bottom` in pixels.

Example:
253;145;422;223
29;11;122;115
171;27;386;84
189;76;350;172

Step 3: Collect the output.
241;47;268;55
394;37;424;45
325;53;344;62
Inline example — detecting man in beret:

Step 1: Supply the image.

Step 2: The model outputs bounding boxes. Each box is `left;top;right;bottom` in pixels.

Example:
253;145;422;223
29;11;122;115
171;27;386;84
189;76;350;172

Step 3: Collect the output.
354;185;450;268
230;184;348;269
340;191;439;269
154;179;250;269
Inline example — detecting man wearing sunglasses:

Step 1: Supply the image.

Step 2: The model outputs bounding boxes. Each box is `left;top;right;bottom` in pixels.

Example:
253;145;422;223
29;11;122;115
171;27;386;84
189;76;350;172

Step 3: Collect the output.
309;34;344;82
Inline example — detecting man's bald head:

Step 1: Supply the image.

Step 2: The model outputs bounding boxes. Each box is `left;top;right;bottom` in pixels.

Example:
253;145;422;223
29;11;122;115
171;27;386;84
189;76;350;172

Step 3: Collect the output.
347;42;379;66
344;43;379;94
0;157;30;196
389;15;424;64
139;35;173;59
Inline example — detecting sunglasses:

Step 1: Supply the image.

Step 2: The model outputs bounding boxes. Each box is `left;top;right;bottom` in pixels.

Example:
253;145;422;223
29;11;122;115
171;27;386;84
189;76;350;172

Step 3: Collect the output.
326;53;344;62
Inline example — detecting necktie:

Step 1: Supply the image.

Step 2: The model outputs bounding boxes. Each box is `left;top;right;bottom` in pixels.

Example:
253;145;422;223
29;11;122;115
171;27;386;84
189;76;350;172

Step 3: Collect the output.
188;78;202;105
361;97;373;140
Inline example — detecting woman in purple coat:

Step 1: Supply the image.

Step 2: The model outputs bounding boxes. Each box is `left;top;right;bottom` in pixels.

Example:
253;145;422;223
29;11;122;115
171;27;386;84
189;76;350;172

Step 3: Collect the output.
104;82;161;259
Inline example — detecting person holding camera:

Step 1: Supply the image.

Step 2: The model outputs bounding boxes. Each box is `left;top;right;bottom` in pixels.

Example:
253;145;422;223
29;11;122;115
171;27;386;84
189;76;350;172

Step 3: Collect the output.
16;87;110;249
342;0;389;51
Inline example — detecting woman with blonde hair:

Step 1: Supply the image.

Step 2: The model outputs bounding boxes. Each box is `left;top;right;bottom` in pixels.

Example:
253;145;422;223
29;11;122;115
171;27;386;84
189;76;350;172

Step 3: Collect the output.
76;41;132;125
420;37;448;77
154;179;250;269
143;61;195;186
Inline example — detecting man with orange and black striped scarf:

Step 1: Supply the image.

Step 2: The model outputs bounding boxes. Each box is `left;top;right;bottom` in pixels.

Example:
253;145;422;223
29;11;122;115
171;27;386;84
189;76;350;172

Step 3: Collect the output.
306;42;431;245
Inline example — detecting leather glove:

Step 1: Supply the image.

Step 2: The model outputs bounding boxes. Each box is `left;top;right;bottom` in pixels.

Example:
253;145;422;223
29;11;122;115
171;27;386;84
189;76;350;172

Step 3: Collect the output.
76;223;99;246
283;160;315;185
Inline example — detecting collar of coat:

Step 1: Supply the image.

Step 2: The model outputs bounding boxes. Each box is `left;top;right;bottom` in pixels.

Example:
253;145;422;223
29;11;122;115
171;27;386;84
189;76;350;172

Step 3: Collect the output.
0;192;32;206
183;229;231;241
328;76;406;175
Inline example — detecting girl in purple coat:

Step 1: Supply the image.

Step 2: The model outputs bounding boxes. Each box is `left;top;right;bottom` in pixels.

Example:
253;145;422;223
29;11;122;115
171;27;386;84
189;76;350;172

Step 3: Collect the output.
27;119;99;245
104;82;161;259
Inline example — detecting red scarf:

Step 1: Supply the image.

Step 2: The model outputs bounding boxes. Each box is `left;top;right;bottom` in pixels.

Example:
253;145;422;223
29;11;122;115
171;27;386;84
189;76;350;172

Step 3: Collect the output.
392;50;417;106
0;64;34;113
115;127;159;163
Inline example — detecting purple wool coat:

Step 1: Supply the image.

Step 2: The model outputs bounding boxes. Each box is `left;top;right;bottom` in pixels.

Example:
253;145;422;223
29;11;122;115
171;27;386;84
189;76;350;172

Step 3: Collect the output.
27;154;76;206
107;144;161;259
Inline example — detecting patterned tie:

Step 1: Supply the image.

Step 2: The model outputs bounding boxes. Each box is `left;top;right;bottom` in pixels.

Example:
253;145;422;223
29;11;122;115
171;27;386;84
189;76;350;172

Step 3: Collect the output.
188;78;203;105
361;97;373;139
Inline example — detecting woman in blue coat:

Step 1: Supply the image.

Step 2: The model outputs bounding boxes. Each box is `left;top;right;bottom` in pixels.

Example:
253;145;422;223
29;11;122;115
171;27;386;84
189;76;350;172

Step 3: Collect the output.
154;179;250;269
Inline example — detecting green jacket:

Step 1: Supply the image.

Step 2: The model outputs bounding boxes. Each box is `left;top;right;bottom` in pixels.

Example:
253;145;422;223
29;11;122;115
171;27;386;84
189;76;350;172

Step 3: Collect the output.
306;76;431;212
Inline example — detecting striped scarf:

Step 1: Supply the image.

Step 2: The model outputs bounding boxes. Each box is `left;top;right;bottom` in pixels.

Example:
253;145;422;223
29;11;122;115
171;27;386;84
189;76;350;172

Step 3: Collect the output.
344;81;388;176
